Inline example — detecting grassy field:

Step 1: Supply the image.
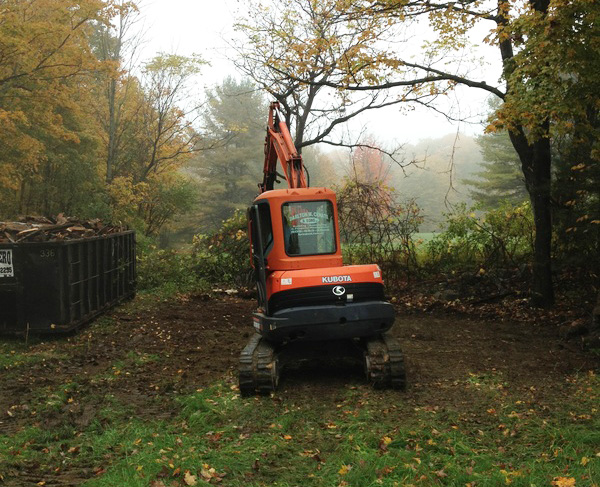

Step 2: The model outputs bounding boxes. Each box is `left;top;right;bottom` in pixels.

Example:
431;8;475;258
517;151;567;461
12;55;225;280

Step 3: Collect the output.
0;293;599;487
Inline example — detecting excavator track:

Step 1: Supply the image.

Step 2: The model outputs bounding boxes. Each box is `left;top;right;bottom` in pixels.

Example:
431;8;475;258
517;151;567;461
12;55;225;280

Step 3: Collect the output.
364;333;406;390
239;333;279;397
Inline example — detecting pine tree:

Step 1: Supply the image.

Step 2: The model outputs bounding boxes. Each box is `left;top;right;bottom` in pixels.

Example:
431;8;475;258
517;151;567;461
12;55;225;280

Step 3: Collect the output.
464;131;528;210
190;78;267;229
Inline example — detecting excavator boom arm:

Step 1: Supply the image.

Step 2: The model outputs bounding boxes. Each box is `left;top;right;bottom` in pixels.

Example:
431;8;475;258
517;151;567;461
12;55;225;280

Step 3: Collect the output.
261;102;307;193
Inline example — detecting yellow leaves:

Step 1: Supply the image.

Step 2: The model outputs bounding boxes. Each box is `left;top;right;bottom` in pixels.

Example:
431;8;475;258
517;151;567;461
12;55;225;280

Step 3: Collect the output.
183;471;197;486
199;464;225;483
581;456;590;466
552;477;576;487
500;469;524;485
338;464;352;475
379;435;393;452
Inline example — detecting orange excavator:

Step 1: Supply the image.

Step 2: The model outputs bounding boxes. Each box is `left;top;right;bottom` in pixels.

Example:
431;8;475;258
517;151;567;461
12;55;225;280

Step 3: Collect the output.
239;102;405;395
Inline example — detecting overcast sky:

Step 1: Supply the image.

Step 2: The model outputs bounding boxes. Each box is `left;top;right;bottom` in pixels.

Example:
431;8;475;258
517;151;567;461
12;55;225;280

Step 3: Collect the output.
136;0;502;146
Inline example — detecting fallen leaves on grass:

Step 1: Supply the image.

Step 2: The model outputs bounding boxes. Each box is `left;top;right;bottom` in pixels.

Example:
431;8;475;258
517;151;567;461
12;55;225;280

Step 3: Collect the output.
338;464;352;475
200;464;225;483
184;471;197;486
552;477;576;487
379;436;393;452
435;469;448;478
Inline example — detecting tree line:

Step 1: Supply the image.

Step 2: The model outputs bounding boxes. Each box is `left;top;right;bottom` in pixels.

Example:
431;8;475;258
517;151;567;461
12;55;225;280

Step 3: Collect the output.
0;0;204;234
1;0;598;308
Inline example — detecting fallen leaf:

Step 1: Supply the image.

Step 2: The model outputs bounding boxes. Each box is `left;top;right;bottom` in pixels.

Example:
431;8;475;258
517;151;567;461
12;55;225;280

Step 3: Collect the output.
338;465;352;475
184;471;197;486
552;477;576;487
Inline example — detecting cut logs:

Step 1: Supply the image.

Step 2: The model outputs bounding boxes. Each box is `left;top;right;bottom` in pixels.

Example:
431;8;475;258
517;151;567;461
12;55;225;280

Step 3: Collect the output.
0;215;128;243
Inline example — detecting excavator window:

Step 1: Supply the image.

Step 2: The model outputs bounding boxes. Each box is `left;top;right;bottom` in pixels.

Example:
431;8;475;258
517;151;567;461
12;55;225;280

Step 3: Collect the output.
257;202;273;254
282;200;336;256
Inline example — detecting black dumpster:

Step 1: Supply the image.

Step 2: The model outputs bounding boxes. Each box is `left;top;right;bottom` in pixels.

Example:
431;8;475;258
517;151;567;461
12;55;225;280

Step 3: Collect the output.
0;231;135;333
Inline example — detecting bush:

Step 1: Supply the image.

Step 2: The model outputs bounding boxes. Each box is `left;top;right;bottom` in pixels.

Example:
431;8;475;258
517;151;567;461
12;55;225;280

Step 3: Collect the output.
336;179;423;287
425;201;534;274
191;210;253;287
136;245;203;292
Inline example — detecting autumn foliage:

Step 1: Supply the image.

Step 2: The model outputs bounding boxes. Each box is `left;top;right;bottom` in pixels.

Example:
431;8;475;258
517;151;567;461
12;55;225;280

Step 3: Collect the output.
0;1;200;236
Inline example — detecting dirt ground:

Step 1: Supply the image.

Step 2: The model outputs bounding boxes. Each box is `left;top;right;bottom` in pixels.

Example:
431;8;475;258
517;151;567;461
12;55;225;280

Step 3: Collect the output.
1;293;598;485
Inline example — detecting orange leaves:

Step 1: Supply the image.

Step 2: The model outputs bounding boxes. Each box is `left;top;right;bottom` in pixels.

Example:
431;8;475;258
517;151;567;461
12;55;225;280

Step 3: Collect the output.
552;477;576;487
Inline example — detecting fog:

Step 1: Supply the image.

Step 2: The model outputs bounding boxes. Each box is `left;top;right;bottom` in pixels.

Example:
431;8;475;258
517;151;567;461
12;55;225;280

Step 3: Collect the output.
138;0;502;145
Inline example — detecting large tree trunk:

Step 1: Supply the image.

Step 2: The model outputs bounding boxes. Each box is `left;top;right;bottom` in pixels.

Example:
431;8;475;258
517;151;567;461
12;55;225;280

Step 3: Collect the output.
498;0;554;307
509;124;554;307
530;131;554;307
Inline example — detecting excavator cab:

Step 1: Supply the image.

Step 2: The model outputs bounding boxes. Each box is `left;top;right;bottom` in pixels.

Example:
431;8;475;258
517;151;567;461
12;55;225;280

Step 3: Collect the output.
239;104;406;395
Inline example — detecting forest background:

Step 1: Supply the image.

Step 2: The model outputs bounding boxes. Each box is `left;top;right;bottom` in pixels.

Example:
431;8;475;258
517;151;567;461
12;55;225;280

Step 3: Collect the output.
0;0;598;312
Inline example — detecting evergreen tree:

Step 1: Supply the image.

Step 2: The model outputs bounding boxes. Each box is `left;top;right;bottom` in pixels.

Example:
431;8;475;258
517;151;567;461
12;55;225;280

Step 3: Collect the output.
464;131;528;210
190;78;267;229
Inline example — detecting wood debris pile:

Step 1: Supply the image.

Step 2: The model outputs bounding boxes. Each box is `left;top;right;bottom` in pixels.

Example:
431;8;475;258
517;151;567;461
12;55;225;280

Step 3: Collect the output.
0;215;128;243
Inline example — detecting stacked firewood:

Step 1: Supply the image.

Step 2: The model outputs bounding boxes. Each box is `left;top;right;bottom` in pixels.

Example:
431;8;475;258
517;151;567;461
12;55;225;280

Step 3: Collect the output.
0;215;128;243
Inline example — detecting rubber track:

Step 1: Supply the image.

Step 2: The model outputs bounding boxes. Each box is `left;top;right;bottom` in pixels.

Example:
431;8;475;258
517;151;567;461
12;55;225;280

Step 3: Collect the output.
239;333;278;397
365;333;406;390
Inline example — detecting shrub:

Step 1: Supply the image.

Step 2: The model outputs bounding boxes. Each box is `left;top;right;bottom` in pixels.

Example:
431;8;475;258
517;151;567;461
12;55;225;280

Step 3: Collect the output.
136;245;203;292
191;210;253;287
425;201;534;274
336;179;423;286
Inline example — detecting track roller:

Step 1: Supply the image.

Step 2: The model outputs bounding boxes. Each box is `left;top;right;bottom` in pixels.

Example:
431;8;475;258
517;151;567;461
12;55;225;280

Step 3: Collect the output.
239;333;279;397
364;333;406;390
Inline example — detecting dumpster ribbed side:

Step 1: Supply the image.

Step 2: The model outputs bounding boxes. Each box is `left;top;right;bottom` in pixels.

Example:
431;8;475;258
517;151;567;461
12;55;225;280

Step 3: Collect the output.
0;231;136;334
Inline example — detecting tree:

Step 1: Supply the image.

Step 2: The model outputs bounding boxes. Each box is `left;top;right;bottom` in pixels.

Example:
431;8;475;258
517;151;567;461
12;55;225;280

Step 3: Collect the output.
190;77;266;228
348;136;393;186
89;1;141;184
0;0;115;217
137;53;206;182
464;131;528;209
231;0;430;161
301;145;341;188
287;0;600;307
106;52;207;235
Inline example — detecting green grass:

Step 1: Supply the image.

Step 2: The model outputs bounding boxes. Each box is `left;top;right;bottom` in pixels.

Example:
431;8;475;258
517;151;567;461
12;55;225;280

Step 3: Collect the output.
0;339;67;370
2;372;598;486
1;292;598;486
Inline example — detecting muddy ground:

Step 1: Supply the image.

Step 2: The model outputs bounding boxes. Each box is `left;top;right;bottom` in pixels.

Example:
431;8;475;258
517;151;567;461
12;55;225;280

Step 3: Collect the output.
0;293;598;485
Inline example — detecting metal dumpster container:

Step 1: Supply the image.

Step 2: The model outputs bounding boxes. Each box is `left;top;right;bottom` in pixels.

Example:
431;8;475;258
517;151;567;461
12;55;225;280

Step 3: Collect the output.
0;231;135;333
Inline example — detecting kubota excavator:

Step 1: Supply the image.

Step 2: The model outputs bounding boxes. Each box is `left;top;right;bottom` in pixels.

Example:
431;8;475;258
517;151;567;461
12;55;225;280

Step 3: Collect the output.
239;102;406;395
